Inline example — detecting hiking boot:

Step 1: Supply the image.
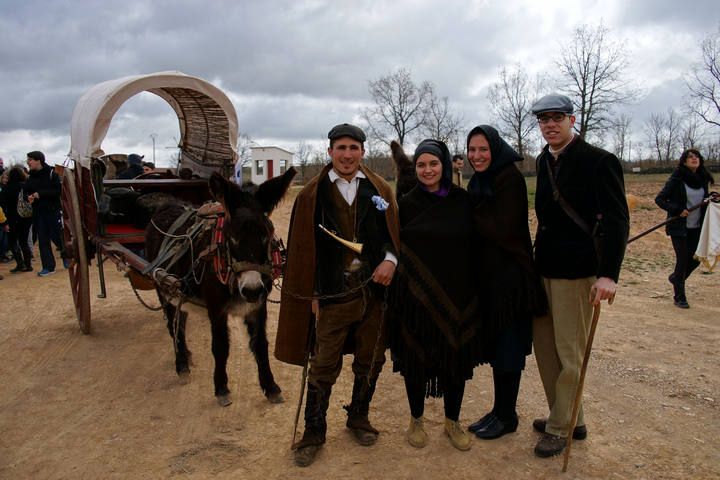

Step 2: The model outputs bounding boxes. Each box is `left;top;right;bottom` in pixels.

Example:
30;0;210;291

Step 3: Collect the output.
23;265;33;272
406;416;428;448
10;264;26;273
534;432;566;457
532;418;587;440
674;299;690;309
468;411;496;433
37;269;56;277
474;414;518;440
444;418;472;451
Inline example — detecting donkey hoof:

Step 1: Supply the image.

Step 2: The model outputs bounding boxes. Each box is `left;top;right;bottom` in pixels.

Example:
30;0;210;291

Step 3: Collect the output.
216;394;233;407
177;371;191;385
267;392;285;404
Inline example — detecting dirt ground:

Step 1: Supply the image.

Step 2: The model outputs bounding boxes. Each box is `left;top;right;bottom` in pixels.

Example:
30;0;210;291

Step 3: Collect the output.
1;177;719;480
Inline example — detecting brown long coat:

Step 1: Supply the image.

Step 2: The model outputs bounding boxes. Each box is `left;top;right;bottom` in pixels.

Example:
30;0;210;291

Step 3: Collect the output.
274;163;400;366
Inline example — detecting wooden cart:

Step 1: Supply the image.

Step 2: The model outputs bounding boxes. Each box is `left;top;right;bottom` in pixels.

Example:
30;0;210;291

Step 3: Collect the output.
63;72;240;333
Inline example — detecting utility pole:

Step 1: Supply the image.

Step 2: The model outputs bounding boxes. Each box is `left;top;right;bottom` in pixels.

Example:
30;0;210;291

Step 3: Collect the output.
150;133;158;163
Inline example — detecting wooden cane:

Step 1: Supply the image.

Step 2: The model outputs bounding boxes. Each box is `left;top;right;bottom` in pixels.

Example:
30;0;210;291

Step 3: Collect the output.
562;303;602;473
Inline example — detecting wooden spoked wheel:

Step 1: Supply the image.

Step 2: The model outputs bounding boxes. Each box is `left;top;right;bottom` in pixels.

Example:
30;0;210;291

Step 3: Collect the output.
62;169;91;334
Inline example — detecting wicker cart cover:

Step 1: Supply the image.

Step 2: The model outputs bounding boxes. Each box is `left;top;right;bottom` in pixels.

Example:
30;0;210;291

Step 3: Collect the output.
69;71;238;177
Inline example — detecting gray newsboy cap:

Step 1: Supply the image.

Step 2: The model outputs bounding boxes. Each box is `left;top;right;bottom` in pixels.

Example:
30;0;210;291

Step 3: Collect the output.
531;93;574;115
327;123;366;143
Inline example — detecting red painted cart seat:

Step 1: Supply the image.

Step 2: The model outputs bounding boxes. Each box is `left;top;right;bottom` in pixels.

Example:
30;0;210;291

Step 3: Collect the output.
100;224;145;243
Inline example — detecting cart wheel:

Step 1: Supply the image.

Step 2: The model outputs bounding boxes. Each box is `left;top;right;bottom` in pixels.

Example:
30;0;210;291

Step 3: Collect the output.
62;169;91;334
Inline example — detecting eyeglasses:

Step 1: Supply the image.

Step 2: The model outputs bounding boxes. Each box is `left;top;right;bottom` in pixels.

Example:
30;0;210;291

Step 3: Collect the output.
537;113;568;124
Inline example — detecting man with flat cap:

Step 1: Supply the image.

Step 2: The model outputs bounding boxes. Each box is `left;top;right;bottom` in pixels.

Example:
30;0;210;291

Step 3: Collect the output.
275;123;399;467
530;94;629;457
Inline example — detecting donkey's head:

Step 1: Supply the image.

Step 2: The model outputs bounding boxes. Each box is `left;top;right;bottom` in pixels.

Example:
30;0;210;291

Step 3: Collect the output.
391;140;417;201
209;168;296;312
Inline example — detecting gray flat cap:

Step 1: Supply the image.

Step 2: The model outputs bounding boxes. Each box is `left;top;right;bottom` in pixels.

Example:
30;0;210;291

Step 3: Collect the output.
328;123;366;143
531;93;574;115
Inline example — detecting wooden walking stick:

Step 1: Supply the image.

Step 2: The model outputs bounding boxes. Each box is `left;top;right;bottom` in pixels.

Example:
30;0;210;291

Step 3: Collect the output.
562;302;603;473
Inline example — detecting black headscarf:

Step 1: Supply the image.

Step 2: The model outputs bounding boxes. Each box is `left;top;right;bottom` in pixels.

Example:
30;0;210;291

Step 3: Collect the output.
414;138;453;191
466;125;522;200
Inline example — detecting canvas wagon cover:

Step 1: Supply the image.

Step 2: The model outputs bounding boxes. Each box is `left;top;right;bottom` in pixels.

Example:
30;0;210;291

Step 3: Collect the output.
69;71;238;177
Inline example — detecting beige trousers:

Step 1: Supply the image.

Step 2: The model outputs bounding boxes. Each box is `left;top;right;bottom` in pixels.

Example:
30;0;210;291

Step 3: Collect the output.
533;276;595;438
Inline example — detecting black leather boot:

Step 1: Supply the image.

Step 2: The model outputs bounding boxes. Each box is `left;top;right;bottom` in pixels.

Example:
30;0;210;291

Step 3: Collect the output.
344;375;379;446
293;382;331;467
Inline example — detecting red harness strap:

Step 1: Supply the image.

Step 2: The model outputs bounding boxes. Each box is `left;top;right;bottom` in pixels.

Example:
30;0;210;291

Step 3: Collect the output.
212;215;232;286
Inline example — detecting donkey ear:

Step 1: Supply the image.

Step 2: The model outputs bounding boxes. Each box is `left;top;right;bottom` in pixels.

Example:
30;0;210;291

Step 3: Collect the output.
208;172;231;211
255;166;297;214
390;140;416;200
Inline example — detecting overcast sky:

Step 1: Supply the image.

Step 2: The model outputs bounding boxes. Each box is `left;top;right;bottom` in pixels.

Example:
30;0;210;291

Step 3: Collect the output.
0;0;717;167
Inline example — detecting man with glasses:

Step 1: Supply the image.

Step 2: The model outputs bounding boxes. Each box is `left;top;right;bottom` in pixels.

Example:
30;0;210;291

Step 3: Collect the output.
530;94;629;457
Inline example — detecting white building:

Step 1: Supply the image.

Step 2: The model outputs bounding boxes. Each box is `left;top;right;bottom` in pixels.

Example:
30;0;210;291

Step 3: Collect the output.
249;146;293;184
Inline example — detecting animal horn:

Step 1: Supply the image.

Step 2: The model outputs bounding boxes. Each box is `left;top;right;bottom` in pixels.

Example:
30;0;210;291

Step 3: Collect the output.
318;224;363;254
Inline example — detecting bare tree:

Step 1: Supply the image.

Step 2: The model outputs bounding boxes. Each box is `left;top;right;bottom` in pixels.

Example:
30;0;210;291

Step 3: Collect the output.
687;28;720;129
556;23;635;139
420;93;464;149
237;132;255;167
611;113;632;161
361;68;433;146
644;109;681;162
487;65;543;157
680;115;704;150
294;141;315;182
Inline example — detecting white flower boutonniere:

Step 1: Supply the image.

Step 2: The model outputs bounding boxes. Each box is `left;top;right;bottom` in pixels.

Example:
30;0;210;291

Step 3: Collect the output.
371;195;389;212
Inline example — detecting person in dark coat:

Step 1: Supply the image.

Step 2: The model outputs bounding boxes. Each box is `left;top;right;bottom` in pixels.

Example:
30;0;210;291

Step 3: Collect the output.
275;123;400;468
117;153;145;179
655;148;714;308
390;139;481;451
531;94;629;458
464;125;548;440
24;151;64;276
5;166;34;272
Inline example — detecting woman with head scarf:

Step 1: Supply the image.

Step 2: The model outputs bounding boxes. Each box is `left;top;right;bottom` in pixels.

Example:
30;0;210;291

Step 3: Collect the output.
655;148;715;308
390;139;482;451
464;125;548;440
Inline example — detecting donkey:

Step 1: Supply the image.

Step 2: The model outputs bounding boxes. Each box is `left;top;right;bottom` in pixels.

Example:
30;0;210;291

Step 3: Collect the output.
390;140;418;200
145;168;296;406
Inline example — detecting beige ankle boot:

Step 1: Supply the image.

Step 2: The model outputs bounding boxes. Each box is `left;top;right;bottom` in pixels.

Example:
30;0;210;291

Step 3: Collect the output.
406;416;428;448
444;418;471;451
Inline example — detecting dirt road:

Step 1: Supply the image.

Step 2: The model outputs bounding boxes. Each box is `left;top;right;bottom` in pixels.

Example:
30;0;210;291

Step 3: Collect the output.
1;180;718;479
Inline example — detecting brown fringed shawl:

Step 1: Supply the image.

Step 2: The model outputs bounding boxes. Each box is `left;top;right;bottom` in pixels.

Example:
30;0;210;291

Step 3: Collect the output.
389;185;484;397
274;163;400;366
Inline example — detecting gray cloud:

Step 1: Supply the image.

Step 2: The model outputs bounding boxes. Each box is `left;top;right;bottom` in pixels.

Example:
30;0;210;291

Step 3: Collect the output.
0;0;715;164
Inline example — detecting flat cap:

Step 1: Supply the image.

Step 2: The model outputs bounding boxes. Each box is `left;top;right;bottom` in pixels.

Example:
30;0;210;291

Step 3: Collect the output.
531;93;573;115
327;123;366;143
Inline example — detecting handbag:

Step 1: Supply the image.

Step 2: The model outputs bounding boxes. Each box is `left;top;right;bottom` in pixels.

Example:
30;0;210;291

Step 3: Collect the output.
17;190;34;218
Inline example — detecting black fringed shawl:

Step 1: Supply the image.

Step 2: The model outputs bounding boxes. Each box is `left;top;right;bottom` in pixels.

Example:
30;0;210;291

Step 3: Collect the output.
390;185;483;397
466;126;547;364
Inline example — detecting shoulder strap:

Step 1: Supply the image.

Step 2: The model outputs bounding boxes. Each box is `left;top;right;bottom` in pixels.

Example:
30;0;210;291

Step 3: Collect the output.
544;156;593;236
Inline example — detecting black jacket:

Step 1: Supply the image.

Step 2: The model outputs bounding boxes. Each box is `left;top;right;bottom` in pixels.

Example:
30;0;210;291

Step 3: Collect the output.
654;168;710;237
534;136;629;282
24;164;61;215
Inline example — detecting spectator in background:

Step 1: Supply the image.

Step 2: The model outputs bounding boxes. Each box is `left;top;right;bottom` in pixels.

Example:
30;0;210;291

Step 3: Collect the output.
0;170;10;262
142;161;155;174
452;154;465;188
5;166;34;272
24;151;64;276
117;153;145;179
655;148;715;308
